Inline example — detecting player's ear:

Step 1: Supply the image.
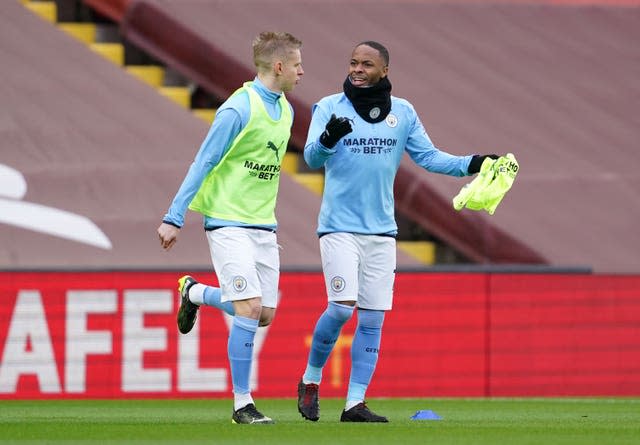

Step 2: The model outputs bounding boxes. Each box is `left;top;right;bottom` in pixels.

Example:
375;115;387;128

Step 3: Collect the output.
274;60;283;75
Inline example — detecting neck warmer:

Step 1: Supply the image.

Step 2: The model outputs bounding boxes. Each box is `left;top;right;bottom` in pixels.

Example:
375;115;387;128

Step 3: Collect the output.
343;76;392;123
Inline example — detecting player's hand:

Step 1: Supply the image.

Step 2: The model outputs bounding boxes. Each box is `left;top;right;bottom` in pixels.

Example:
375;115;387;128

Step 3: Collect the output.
157;222;180;250
319;114;353;148
468;154;500;174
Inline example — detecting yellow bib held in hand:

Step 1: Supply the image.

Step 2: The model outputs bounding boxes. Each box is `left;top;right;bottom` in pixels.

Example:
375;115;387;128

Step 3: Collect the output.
453;153;519;215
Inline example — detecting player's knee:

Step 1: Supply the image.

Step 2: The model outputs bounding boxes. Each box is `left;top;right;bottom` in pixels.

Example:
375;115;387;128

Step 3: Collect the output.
357;308;385;329
233;297;263;320
259;307;275;326
327;301;355;322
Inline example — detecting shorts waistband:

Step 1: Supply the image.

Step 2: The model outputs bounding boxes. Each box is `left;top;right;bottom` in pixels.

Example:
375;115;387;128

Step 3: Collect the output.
206;226;276;233
318;231;396;239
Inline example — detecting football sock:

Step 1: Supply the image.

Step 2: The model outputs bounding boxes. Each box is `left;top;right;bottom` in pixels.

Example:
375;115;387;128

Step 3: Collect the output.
198;285;235;315
233;391;255;412
187;283;206;305
345;399;361;411
346;309;385;404
303;301;354;384
228;315;258;395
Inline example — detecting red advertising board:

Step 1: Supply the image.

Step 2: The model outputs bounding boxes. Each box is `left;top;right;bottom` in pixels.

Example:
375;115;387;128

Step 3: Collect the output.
0;271;638;399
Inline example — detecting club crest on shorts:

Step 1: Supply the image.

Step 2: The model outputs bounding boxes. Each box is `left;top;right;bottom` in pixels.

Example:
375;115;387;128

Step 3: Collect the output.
331;276;346;293
232;276;247;292
385;113;398;128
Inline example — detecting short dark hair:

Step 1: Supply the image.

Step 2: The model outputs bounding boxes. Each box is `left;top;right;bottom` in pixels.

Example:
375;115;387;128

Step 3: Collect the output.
356;41;389;66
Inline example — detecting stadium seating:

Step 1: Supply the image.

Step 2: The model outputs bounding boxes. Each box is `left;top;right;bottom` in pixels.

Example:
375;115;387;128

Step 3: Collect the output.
190;108;217;124
125;65;165;88
158;86;191;109
10;0;640;272
89;42;124;66
24;0;57;23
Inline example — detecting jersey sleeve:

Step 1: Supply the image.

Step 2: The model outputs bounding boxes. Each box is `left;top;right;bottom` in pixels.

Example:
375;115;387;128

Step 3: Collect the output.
405;110;472;177
162;98;247;227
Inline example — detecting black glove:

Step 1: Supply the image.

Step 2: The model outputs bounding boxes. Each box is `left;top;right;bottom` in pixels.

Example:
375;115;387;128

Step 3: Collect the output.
319;114;353;148
468;154;499;174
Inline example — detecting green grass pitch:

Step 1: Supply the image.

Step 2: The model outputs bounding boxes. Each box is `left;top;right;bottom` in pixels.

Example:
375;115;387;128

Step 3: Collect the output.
1;398;639;444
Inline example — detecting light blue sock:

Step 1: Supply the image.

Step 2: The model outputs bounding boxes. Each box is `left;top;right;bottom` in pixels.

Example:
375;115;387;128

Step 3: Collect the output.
303;302;354;383
228;315;258;394
202;286;234;315
347;309;385;402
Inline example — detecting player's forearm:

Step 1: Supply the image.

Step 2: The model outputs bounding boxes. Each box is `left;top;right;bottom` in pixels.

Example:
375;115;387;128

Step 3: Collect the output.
423;151;473;177
303;140;335;169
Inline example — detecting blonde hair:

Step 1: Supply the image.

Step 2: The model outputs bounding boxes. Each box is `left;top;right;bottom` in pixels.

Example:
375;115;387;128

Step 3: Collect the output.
252;31;302;73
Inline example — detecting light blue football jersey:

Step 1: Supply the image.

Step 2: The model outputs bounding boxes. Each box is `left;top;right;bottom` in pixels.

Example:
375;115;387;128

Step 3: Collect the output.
304;93;473;236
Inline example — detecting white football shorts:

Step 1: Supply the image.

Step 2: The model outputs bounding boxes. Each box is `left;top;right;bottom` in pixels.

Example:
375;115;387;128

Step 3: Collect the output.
206;226;280;308
319;232;396;311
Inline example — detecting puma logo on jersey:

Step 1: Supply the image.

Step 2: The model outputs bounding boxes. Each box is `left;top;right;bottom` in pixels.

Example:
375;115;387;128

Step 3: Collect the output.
267;140;284;162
